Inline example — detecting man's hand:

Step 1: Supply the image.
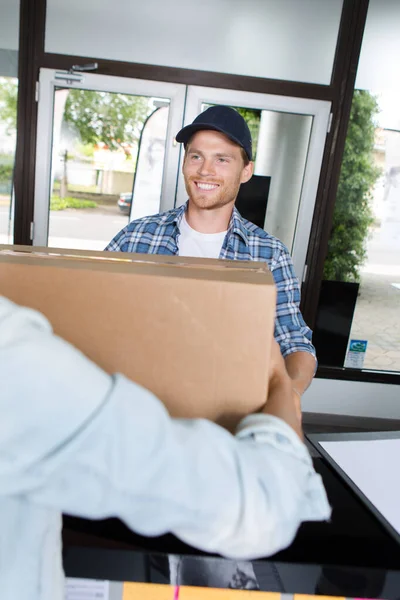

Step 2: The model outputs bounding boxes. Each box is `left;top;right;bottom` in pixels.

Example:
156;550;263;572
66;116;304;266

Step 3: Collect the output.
284;352;316;396
261;340;303;441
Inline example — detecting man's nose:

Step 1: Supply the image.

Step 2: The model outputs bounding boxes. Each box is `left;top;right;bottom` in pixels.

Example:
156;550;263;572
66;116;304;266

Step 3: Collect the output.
198;158;215;176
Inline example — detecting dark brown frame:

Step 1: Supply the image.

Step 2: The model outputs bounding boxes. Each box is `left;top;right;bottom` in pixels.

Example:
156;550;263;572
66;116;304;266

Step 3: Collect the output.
13;0;46;244
12;0;399;384
302;0;371;328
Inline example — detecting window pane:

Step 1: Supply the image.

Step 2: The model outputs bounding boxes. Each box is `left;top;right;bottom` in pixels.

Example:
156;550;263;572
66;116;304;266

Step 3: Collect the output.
356;0;400;131
48;88;170;251
45;0;343;85
348;128;400;372
0;0;19;73
0;77;17;245
315;0;400;374
0;1;19;245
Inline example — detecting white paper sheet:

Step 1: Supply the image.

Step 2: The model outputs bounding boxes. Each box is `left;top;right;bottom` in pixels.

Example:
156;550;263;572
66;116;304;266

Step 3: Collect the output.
65;578;109;600
320;438;400;537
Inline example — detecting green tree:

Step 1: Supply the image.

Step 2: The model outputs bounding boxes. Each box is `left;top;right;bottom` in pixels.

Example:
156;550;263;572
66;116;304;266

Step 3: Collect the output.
323;90;381;282
0;77;18;134
235;107;261;160
0;81;154;151
63;89;152;151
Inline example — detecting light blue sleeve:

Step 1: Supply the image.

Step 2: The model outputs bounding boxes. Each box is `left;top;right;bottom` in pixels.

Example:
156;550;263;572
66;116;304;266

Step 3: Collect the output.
0;297;330;560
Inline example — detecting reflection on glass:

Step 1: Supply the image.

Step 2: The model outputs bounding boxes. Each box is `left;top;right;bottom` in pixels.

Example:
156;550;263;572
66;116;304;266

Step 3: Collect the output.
0;76;17;245
48;89;170;250
201;103;313;251
130;104;169;221
255;110;313;250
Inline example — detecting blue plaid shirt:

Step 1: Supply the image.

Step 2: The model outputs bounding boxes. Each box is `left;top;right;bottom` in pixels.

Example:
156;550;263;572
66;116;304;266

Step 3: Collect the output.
105;203;316;359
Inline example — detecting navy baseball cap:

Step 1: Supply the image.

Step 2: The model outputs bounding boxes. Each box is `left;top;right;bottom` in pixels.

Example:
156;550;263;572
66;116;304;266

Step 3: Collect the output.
176;105;253;161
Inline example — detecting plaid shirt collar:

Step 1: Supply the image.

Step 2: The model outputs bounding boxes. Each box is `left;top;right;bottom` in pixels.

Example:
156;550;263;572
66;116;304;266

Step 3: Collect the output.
165;201;249;247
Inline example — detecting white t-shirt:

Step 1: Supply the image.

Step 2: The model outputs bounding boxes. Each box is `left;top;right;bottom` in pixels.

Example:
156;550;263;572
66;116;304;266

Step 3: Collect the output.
178;214;227;259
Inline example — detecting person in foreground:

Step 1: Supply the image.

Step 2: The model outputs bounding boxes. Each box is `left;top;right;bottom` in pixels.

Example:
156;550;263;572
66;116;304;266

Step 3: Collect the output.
106;105;317;408
0;295;331;600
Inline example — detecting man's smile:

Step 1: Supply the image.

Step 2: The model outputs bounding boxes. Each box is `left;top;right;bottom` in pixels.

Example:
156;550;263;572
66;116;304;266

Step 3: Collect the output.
195;182;220;191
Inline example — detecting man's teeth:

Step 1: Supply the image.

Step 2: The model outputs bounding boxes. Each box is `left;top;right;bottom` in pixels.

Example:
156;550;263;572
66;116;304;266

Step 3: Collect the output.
197;183;219;190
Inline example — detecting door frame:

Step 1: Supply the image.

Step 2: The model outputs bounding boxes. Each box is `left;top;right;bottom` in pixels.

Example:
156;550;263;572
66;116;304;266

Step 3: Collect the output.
177;85;331;280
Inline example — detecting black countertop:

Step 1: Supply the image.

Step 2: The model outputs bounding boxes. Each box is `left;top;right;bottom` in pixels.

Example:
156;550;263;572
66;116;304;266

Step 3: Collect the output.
62;457;400;598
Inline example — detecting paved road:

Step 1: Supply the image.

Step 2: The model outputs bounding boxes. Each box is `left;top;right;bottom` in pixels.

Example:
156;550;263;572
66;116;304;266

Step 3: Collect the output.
0;205;129;249
362;228;400;275
48;207;128;248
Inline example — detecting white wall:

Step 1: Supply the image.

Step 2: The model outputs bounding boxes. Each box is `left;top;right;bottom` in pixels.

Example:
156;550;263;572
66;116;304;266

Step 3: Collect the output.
303;378;400;419
45;0;343;85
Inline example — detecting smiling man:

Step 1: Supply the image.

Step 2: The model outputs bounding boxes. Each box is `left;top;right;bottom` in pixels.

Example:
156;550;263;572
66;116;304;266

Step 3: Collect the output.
105;105;317;403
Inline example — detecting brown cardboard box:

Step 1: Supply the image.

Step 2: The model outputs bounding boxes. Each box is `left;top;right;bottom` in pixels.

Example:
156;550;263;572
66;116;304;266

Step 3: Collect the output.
0;245;276;429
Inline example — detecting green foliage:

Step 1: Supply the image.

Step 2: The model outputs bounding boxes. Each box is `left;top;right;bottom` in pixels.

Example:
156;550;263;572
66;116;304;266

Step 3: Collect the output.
76;142;96;158
50;196;97;211
0;78;18;134
235;107;261;160
63;90;153;150
0;162;13;182
323;90;381;283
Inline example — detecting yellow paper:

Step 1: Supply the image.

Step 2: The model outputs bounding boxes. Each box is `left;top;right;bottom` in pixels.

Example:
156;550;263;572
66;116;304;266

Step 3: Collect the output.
122;582;280;600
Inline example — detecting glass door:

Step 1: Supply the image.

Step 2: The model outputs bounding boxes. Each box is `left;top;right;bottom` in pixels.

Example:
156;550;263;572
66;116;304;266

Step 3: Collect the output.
0;76;17;245
34;69;185;250
176;86;331;281
34;72;330;271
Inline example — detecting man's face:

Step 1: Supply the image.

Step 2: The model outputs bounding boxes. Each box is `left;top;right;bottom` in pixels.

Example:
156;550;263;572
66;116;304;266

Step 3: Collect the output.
182;130;253;211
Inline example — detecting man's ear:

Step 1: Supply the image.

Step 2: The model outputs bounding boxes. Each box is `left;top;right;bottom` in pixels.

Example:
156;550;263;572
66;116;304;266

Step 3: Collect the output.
241;161;254;184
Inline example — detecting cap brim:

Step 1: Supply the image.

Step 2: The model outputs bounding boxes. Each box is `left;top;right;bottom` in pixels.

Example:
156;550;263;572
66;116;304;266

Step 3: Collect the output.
176;124;251;159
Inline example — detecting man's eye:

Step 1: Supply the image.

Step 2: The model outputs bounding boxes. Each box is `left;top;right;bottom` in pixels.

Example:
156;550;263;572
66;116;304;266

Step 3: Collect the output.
191;154;200;160
217;158;228;163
